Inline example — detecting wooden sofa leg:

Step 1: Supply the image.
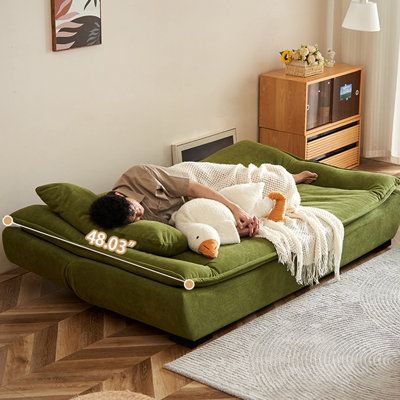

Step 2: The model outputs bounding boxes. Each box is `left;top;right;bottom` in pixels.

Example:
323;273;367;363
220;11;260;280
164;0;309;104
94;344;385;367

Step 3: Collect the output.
168;333;213;349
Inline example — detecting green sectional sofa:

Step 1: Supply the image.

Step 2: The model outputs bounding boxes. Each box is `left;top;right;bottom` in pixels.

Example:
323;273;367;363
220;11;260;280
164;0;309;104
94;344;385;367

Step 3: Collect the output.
3;141;400;341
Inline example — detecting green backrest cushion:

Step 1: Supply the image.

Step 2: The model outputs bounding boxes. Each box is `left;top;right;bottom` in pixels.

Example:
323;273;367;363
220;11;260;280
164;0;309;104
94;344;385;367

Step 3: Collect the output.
35;183;188;257
205;140;400;200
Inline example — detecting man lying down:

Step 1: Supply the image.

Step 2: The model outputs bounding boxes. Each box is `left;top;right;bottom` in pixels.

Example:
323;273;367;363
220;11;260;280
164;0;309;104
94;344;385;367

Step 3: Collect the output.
89;161;344;286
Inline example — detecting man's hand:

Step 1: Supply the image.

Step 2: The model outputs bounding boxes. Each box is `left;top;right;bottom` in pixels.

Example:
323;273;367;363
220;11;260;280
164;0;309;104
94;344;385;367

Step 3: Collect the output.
187;181;260;236
237;217;260;237
232;207;260;237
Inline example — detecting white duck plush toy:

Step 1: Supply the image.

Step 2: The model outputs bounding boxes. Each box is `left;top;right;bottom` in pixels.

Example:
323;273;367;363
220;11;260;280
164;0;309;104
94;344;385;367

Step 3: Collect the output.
171;182;287;258
170;198;241;258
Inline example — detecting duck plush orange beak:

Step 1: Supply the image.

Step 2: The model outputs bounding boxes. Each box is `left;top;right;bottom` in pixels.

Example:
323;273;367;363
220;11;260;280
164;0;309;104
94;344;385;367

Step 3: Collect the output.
198;239;219;258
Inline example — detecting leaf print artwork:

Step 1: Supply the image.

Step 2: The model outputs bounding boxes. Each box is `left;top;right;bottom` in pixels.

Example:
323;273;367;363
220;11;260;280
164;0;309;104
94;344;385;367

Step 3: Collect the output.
84;0;98;10
51;0;102;51
54;0;73;19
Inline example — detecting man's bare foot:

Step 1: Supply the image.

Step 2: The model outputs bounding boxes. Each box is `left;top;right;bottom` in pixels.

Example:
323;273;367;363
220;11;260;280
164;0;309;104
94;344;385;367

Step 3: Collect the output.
293;171;318;184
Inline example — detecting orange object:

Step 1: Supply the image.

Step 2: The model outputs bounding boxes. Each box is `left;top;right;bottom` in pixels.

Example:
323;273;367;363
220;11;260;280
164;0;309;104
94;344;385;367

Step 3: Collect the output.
266;192;287;222
198;239;219;258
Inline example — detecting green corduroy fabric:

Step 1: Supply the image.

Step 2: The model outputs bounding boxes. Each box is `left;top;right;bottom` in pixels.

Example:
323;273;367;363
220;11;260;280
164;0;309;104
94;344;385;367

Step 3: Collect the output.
9;181;393;287
3;189;400;340
204;140;400;194
10;205;209;286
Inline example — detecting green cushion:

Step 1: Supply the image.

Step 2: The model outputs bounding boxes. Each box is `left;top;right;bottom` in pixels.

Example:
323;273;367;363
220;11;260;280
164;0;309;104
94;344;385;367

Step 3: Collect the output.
172;184;395;272
35;183;187;257
297;184;388;225
10;205;205;286
204;140;400;197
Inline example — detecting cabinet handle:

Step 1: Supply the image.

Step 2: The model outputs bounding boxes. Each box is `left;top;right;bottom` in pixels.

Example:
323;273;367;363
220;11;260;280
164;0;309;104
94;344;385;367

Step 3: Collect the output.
355;89;360;95
306;104;310;111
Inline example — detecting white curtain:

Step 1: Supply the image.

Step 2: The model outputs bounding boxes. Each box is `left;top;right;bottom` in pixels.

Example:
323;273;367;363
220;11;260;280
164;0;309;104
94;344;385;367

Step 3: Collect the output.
339;0;400;164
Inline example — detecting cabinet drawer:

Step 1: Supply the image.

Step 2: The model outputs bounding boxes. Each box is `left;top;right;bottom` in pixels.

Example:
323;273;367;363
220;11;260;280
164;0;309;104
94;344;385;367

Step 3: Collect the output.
307;124;359;159
321;146;359;169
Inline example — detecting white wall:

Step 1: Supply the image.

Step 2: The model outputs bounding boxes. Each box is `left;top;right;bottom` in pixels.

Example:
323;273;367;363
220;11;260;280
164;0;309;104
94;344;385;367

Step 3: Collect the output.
0;0;326;273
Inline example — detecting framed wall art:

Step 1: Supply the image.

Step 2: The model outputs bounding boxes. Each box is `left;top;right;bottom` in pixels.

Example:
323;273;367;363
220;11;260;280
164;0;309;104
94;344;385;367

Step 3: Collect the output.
51;0;102;51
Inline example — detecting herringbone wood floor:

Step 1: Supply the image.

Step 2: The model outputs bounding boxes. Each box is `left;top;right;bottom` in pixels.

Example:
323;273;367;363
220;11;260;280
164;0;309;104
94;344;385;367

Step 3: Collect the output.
0;158;398;400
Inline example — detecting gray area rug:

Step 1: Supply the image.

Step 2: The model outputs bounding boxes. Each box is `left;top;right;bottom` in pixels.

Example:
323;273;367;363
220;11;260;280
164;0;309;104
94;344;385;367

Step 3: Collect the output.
166;248;400;400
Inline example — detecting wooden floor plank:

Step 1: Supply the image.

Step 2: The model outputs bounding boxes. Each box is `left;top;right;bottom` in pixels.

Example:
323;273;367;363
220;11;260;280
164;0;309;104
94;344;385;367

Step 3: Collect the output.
148;345;192;400
0;269;59;315
0;291;130;387
0;324;189;399
355;157;400;176
163;381;236;399
0;268;26;284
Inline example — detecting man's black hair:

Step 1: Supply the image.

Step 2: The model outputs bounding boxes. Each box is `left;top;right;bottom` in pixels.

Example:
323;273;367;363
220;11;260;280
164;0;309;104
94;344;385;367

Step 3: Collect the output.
89;192;132;229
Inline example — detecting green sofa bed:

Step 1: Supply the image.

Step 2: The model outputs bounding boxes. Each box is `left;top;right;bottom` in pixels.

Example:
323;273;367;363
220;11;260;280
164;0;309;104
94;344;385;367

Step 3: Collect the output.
3;141;400;341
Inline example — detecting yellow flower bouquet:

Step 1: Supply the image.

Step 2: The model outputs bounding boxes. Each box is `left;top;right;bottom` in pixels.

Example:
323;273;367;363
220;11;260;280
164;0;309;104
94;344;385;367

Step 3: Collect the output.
280;50;293;64
279;44;325;77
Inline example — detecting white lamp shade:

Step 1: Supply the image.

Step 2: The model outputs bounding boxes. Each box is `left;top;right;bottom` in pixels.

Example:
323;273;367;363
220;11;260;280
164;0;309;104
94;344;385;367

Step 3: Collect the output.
342;0;380;32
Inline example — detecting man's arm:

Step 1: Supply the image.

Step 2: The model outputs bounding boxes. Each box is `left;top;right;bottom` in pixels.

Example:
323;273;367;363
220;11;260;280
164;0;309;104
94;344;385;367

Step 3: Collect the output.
187;181;260;236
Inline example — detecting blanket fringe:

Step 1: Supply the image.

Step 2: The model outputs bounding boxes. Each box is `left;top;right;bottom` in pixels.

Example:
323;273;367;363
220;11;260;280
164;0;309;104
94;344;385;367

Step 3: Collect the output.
277;251;340;286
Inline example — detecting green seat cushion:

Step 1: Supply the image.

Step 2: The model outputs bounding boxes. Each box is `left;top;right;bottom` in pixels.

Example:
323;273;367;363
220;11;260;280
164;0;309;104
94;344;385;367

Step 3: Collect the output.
9;204;278;287
10;205;210;285
298;184;388;225
35;183;187;257
172;187;399;272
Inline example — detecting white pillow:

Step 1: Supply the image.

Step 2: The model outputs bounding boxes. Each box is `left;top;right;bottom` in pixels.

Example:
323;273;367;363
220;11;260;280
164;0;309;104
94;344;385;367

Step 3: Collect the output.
219;182;265;215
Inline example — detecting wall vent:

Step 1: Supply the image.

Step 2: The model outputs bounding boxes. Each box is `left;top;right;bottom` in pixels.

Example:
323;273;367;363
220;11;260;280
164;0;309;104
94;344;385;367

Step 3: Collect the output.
171;128;237;164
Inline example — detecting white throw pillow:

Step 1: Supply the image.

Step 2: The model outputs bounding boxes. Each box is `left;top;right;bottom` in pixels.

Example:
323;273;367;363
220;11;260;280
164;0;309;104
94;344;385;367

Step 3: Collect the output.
219;182;265;215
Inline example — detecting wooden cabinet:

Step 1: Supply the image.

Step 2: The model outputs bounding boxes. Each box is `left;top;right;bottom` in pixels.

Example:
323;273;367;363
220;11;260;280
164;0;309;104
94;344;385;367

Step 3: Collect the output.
259;64;363;168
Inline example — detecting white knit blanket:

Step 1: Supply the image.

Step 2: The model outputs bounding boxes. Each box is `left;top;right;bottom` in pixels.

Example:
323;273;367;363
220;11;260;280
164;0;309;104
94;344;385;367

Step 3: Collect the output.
169;162;344;285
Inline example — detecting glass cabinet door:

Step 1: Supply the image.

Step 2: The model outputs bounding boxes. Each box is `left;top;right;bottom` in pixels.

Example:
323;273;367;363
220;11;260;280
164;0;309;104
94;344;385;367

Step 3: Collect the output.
306;79;333;130
332;71;361;122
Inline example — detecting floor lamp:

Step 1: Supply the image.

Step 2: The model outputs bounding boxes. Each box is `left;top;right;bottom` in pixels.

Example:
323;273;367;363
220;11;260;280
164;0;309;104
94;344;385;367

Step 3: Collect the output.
342;0;380;32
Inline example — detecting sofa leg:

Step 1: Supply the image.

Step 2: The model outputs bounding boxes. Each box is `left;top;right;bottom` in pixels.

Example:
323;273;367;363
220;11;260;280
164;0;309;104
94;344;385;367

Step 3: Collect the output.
168;333;213;348
377;240;391;251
